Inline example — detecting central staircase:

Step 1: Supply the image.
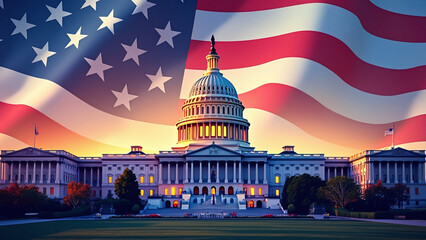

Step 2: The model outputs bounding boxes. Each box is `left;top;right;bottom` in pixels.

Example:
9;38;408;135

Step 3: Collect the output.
189;194;238;210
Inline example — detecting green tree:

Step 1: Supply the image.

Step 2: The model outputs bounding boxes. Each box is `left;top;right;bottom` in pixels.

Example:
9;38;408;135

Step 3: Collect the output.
286;174;325;214
363;180;395;211
319;176;360;208
281;175;295;208
114;168;140;205
390;184;409;209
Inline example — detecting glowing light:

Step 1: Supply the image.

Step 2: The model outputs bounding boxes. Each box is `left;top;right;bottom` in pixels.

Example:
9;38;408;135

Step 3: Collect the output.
171;187;176;196
275;175;279;184
108;176;112;184
211;125;216;137
258;188;262;195
250;187;254;196
164;188;168;195
149;176;153;183
275;189;279;196
140;175;144;183
149;189;153;196
179;188;183;195
140;189;144;196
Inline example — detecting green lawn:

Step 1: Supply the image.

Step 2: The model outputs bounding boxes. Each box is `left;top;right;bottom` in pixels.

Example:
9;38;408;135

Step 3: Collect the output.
1;219;425;240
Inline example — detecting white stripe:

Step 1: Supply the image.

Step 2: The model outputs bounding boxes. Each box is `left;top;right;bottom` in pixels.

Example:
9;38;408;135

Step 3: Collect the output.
245;109;360;156
182;58;426;124
0;133;29;149
192;3;426;69
0;67;176;150
370;0;426;17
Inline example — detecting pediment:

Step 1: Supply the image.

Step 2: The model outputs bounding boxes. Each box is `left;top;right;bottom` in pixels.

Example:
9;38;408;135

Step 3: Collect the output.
1;147;58;158
185;144;242;157
370;147;424;158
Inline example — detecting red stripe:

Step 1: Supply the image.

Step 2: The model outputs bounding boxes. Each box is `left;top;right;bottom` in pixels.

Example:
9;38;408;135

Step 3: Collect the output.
0;102;125;155
186;33;426;96
238;83;426;149
196;0;426;42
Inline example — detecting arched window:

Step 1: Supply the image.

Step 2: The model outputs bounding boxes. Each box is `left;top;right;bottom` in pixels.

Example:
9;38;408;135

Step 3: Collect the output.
149;175;154;184
140;175;144;184
227;107;230;114
248;200;254;208
173;200;179;208
212;106;215;114
196;107;199;115
206;106;209;114
217;107;220;114
201;106;204;114
275;175;280;184
222;106;225;114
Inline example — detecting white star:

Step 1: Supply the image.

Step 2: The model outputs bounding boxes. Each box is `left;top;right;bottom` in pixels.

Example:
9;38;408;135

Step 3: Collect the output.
66;27;87;49
98;10;122;34
121;39;146;66
46;2;71;27
81;0;100;10
155;21;180;48
146;67;172;93
84;53;113;81
111;84;138;111
11;13;35;39
32;42;56;66
131;0;155;18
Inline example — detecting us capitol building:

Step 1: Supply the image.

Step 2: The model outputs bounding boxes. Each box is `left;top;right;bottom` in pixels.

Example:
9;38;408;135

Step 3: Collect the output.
1;38;425;210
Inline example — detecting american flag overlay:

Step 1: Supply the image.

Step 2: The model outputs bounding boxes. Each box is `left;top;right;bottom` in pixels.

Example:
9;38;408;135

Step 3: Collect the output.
0;0;425;156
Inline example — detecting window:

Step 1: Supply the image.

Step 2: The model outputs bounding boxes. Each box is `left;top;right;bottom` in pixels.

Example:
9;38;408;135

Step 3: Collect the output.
199;126;203;137
415;188;419;195
250;187;254;196
218;125;222;137
140;176;144;184
171;187;176;196
296;167;300;170
108;167;112;171
140;167;144;170
43;187;46;194
224;126;227;137
140;189;144;196
165;188;168;195
275;167;279;170
315;167;319;170
275;189;279;196
285;167;289;170
50;187;54;195
275;175;279;184
406;188;410;194
149;176;154;184
150;167;153;171
258;188;262;195
179;188;183;195
150;190;153;196
305;167;309;170
211;125;216;137
117;167;121;171
108;176;112;184
205;125;209;137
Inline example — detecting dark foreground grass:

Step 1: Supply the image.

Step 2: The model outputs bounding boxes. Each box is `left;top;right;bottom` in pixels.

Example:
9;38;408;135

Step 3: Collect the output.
1;219;425;240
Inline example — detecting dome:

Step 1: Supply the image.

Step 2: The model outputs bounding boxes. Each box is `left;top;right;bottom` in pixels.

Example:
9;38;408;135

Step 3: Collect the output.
188;73;238;99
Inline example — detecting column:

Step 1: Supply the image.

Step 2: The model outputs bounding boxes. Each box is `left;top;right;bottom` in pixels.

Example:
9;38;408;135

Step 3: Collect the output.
55;162;60;183
0;162;2;183
97;168;100;187
190;162;194;183
233;161;236;183
83;167;87;184
175;162;179;184
248;163;251;184
238;162;242;183
410;162;413;183
216;162;219;183
199;162;202;183
394;162;398;183
167;162;171;184
263;163;267;184
90;167;93;186
25;162;29;183
402;162;406;183
341;167;343;177
255;162;259;184
386;162;390;183
184;162;188;183
48;162;51;183
159;163;163;184
208;161;211;183
334;167;337;178
370;162;374;183
378;162;382;181
18;162;21;183
224;161;228;183
10;162;14;183
327;167;330;180
40;162;44;184
31;162;36;183
419;163;424;183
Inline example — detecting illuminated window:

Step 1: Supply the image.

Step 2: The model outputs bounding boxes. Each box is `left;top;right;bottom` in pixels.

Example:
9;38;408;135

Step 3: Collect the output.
165;188;168;195
171;187;176;196
250;187;254;196
149;176;154;184
205;125;209;137
218;125;222;137
212;125;216;136
275;175;279;184
149;189;153;196
140;189;144;196
199;126;203;137
108;176;112;184
224;126;227;137
258;188;262;195
179;188;183;195
140;176;144;184
275;189;279;196
50;187;54;195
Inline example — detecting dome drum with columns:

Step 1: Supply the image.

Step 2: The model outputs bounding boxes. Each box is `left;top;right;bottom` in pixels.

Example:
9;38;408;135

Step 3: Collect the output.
176;36;250;149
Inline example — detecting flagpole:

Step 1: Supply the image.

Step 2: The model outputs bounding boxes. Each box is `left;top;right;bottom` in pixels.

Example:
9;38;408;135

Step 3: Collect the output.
34;123;36;148
392;123;395;149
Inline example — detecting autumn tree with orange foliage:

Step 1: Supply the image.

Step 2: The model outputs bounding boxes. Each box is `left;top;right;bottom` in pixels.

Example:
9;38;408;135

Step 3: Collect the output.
63;181;91;209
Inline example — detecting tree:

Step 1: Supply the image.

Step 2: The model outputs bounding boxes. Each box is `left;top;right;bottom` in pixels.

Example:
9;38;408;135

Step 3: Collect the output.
390;184;409;209
286;174;325;214
319;176;360;208
363;180;395;211
63;181;91;209
114;168;140;205
0;183;47;217
281;175;296;208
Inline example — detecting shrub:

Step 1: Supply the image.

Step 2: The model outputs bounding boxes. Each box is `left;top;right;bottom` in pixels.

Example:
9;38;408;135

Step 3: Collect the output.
39;206;91;219
131;204;140;214
114;199;132;215
287;204;296;214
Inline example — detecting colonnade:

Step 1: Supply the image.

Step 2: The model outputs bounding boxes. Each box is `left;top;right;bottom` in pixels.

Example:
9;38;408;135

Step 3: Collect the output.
325;166;349;180
177;122;248;142
353;161;425;184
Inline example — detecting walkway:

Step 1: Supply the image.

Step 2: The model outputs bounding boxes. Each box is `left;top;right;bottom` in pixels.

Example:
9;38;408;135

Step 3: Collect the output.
334;216;426;227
